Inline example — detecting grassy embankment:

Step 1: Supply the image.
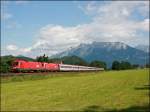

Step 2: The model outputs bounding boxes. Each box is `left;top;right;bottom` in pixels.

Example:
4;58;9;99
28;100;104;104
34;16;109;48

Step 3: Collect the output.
1;69;149;111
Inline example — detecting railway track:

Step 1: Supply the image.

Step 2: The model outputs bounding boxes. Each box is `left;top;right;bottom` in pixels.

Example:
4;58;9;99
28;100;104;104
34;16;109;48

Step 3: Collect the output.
0;72;53;77
0;70;101;77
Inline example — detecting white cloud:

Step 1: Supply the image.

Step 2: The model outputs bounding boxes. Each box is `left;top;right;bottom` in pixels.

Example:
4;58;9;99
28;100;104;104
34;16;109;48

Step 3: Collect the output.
122;8;129;16
85;1;97;13
139;19;149;31
6;45;18;51
4;1;149;57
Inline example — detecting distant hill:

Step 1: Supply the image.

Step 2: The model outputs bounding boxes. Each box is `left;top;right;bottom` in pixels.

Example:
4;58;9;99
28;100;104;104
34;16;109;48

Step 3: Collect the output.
49;55;88;66
52;42;149;67
1;55;35;61
16;55;35;61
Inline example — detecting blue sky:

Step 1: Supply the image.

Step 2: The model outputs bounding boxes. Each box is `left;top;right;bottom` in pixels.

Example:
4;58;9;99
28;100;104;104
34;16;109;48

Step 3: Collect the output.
1;1;92;47
1;1;149;57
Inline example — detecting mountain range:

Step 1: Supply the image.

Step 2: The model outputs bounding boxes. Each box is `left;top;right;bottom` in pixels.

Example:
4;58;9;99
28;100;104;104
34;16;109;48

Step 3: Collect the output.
135;45;149;53
52;42;149;67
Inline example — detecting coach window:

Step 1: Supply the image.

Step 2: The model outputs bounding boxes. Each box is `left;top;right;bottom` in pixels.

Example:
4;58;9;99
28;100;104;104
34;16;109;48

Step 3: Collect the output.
61;66;66;68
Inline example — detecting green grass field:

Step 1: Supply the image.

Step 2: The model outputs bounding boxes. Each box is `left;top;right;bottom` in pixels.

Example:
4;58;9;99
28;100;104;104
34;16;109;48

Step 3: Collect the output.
1;69;149;111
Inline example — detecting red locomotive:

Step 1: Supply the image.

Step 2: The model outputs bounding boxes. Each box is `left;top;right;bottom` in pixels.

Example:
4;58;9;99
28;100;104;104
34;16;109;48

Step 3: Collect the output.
12;59;104;72
12;59;59;72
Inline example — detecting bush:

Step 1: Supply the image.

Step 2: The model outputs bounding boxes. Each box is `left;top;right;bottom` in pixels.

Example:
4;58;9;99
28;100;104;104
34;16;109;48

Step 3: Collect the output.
112;61;120;70
0;56;15;73
90;60;107;70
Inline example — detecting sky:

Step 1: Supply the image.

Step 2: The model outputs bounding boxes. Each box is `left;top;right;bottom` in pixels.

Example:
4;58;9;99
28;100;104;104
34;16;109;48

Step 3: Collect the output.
1;1;149;58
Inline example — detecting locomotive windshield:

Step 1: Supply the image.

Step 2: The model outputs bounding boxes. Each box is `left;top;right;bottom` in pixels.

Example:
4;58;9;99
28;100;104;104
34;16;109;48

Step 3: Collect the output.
13;62;18;66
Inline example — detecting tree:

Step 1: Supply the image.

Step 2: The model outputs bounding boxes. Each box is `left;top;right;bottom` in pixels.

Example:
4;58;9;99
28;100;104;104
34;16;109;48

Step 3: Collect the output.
132;64;139;69
90;60;107;70
36;54;49;62
145;63;150;68
0;63;10;73
112;61;120;70
112;60;132;70
120;61;132;70
0;55;16;73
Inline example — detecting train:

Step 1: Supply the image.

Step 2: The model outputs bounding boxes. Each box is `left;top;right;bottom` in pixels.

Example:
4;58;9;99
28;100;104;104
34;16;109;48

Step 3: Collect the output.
12;59;104;72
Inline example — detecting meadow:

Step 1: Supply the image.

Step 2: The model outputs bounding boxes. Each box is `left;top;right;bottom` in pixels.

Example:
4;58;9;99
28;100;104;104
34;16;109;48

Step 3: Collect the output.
1;69;149;111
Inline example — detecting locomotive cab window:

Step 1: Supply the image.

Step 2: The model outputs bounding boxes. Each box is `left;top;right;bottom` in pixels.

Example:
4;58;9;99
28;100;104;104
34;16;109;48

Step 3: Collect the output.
13;62;18;66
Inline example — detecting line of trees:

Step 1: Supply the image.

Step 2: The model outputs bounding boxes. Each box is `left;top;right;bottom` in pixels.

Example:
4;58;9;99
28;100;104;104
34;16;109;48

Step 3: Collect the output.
112;61;132;70
111;60;149;70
